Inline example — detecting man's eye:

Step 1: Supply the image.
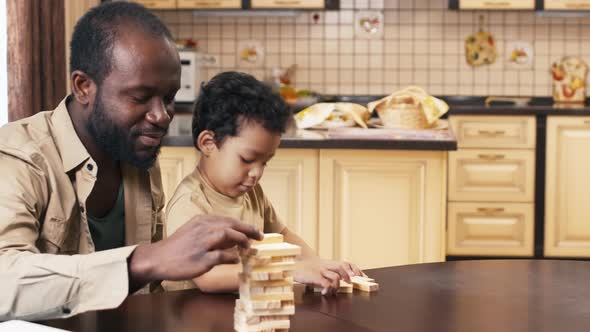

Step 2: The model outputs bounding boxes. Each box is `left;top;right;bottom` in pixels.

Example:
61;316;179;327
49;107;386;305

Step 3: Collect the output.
132;96;150;104
240;157;255;164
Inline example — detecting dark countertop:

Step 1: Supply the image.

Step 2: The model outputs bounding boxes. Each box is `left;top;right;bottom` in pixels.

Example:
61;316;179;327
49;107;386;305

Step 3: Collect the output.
163;126;457;151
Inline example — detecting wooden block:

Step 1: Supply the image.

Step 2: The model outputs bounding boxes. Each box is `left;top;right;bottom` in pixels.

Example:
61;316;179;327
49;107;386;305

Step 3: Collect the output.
234;318;290;332
246;292;294;302
350;276;379;292
239;274;294;288
351;275;375;283
244;261;296;274
251;242;301;258
253;233;284;245
235;300;296;316
236;299;283;311
243;255;297;267
247;270;293;281
338;280;353;293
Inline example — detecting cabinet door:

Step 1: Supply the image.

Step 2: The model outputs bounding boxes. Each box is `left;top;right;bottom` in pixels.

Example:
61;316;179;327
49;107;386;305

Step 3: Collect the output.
158;147;200;207
447;202;534;256
135;0;177;9
177;0;241;9
259;149;319;251
318;150;447;269
545;117;590;257
251;0;324;8
448;149;535;202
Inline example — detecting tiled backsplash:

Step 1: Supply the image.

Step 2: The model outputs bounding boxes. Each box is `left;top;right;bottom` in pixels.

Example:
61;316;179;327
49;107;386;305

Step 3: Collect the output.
156;0;590;96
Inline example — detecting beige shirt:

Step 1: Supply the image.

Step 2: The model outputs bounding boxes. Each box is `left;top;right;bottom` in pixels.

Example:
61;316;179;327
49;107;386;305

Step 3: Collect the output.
166;168;285;238
163;168;284;291
0;97;165;321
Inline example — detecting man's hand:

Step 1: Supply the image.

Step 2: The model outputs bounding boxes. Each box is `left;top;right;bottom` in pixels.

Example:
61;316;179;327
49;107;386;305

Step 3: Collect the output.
293;258;364;295
128;215;263;291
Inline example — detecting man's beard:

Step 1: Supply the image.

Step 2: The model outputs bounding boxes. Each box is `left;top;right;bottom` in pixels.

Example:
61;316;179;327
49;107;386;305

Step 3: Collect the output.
86;93;162;170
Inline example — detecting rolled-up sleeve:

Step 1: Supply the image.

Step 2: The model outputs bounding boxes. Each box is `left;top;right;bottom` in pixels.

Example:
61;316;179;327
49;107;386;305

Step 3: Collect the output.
0;154;135;321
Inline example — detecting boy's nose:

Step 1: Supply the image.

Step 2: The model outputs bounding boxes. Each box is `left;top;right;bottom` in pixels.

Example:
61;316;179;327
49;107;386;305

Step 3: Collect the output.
248;166;263;180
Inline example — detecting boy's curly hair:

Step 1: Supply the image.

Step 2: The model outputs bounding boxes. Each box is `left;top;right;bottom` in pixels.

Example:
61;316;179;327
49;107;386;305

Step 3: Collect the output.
192;71;291;149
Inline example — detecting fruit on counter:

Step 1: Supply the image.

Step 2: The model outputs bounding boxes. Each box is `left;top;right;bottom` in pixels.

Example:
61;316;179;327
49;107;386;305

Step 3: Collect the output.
279;86;298;102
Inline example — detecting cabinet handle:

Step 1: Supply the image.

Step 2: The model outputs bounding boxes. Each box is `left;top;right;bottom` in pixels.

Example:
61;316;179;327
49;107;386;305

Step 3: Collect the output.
478;129;506;136
477;154;505;161
483;1;510;6
583;120;590;125
477;207;505;214
273;0;302;4
196;1;222;4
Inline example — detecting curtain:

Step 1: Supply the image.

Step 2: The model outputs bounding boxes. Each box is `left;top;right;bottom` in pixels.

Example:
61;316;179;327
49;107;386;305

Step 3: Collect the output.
7;0;65;121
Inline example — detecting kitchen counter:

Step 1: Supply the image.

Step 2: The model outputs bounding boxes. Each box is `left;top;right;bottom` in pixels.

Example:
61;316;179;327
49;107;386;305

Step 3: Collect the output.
163;126;457;151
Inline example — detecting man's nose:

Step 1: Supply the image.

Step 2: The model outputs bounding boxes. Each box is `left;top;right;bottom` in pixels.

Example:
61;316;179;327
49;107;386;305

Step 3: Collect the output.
146;99;171;127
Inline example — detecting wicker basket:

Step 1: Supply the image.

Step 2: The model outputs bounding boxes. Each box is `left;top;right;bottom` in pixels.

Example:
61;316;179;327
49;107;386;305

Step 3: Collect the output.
376;103;429;129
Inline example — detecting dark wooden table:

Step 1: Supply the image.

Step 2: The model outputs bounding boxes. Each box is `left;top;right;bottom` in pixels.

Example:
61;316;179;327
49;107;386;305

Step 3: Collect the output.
42;260;590;332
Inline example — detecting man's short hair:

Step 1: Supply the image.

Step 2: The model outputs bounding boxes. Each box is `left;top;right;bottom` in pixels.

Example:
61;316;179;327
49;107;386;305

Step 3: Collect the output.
69;1;173;86
192;71;291;148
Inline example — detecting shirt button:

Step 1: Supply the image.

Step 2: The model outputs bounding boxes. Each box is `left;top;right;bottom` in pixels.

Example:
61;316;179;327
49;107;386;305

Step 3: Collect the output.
87;163;94;171
62;306;71;314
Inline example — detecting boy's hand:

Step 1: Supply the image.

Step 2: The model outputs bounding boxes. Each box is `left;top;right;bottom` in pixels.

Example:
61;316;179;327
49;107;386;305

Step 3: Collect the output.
128;215;263;289
294;258;364;295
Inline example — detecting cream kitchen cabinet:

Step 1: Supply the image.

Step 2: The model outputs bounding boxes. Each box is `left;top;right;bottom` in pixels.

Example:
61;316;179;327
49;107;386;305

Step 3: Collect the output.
545;116;590;257
318;150;447;269
447;115;536;257
258;149;320;252
158;147;200;208
159;146;448;269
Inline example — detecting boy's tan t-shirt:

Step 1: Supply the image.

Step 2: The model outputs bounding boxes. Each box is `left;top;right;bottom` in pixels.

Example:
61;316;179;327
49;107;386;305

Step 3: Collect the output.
165;167;286;240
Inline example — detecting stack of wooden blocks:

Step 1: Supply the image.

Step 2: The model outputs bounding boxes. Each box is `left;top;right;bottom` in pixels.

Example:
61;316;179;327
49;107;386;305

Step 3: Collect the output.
235;233;301;332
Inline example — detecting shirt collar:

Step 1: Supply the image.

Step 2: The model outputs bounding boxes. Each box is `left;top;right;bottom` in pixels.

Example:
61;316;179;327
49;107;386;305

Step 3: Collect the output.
51;96;92;173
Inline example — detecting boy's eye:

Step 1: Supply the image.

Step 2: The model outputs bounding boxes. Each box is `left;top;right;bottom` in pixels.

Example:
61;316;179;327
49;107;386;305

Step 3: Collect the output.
240;157;255;164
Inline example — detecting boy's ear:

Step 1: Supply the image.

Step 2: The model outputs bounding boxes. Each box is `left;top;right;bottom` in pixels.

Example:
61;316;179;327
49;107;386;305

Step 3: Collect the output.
197;130;217;156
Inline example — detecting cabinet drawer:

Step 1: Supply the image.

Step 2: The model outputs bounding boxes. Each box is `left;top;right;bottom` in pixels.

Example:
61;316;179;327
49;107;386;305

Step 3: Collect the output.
450;116;536;149
135;0;177;9
448;149;535;202
447;202;534;256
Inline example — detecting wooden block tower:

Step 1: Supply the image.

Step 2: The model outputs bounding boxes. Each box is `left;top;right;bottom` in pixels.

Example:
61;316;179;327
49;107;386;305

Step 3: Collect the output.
234;233;301;332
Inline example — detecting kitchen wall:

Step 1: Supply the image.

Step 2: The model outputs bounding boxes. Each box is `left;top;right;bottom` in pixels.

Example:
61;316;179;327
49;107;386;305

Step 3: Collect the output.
156;0;590;96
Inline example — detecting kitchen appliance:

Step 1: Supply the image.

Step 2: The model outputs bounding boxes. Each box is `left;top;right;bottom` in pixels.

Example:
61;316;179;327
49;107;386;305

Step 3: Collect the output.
176;50;201;103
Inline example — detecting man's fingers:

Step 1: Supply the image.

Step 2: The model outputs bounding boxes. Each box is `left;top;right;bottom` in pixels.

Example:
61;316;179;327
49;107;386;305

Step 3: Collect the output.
219;217;263;241
204;248;240;267
208;227;251;250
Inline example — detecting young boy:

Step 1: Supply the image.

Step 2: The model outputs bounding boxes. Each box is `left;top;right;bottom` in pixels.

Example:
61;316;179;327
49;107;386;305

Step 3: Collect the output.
165;71;364;294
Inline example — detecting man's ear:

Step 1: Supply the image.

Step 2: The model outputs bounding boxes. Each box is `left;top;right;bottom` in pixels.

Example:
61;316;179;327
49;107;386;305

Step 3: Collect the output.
70;70;96;106
197;130;217;157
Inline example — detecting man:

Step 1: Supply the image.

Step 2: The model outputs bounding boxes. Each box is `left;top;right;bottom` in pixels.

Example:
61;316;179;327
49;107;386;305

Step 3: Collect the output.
0;2;262;321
